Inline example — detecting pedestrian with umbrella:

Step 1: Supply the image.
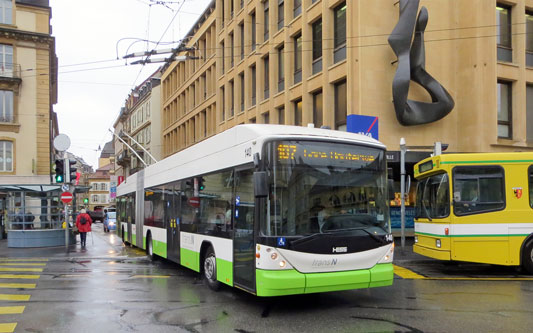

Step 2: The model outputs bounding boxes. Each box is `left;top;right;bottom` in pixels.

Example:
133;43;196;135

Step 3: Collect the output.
75;209;93;248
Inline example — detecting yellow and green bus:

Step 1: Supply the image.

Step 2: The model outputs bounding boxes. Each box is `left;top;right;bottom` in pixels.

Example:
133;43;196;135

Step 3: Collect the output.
413;152;533;274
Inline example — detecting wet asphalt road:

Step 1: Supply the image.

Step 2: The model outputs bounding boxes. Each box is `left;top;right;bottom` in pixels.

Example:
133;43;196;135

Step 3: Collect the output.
1;224;532;333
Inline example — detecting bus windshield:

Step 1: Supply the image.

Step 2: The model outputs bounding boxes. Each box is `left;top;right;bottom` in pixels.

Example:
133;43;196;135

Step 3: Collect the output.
262;140;389;237
415;173;450;219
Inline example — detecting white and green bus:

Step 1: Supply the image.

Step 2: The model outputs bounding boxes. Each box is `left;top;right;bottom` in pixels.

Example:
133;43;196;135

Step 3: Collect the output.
116;124;394;296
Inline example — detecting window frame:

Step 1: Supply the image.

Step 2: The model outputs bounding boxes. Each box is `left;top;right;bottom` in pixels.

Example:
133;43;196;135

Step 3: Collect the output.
497;80;513;139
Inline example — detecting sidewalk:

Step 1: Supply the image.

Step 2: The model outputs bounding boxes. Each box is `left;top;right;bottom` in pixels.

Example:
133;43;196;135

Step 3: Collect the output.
0;223;135;260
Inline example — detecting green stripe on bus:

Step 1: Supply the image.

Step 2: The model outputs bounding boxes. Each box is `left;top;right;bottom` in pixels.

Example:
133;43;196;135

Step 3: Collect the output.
440;159;533;165
415;232;530;238
143;237;167;259
216;258;233;286
180;248;200;272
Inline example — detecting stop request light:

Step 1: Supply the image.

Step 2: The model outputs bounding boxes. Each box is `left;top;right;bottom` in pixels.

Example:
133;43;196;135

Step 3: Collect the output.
54;159;64;183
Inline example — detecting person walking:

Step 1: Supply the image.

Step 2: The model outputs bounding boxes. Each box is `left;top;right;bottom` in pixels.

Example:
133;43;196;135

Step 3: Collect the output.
75;209;92;248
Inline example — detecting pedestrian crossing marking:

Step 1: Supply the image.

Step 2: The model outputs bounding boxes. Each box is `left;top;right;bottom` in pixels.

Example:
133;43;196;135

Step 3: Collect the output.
0;274;40;279
0;323;16;333
0;294;30;301
0;283;36;289
0;268;43;272
0;263;46;266
0;259;48;262
0;306;25;314
393;265;426;279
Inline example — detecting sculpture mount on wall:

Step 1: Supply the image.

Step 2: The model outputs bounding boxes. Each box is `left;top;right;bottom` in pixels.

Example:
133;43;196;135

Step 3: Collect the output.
388;0;454;126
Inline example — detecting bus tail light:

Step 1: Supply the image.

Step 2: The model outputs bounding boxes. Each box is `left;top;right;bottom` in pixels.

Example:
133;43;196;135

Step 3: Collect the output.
445;228;449;236
436;239;441;248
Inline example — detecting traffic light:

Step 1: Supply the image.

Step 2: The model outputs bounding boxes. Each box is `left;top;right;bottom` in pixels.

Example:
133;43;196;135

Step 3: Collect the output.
66;159;77;184
83;198;89;204
198;177;205;191
54;159;64;183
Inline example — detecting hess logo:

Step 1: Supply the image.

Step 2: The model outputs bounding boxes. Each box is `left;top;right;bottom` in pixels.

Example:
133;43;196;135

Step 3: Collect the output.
332;246;347;253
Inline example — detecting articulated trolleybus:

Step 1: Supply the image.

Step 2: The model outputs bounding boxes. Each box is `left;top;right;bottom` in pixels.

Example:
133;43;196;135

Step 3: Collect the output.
117;125;394;296
413;152;533;273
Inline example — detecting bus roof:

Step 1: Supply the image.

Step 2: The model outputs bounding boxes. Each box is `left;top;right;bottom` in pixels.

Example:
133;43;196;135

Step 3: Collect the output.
118;124;386;194
414;152;533;178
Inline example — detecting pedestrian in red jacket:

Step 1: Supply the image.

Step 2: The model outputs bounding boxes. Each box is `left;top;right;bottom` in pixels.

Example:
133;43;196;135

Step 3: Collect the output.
76;209;92;248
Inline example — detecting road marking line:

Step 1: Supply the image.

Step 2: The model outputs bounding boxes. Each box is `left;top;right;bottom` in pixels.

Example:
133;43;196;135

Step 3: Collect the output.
393;265;426;279
425;277;533;281
0;323;16;333
0;306;25;314
0;268;43;272
0;258;48;262
131;275;170;279
0;274;40;280
0;283;36;289
0;263;46;266
0;294;31;301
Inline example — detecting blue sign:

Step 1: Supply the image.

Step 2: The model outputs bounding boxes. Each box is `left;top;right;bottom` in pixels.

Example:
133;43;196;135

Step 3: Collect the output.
390;206;415;229
277;237;287;247
347;114;379;140
236;196;240;206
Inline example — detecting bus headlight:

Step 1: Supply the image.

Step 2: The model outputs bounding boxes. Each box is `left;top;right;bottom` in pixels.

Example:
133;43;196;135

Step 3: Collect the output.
378;243;394;263
414;236;418;243
271;253;278;260
279;261;286;268
436;239;441;248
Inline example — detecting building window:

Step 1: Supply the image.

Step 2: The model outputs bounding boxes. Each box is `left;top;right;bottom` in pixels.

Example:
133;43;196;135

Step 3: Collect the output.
497;4;512;62
264;56;270;100
264;1;269;41
251;12;256;51
221;86;225;121
333;2;347;63
312;19;323;74
230;0;234;18
240;72;245;111
294;33;302;84
221;41;225;73
278;106;285;124
294;0;302;18
251;65;257;106
0;90;13;123
230;80;235;117
497;80;512;139
230;32;234;68
313;90;323;128
527;84;533;142
0;44;13;77
0;0;13;24
263;112;270;124
527;11;533;66
278;45;285;92
335;80;347;131
0;140;12;172
293;99;302;126
239;23;245;60
278;0;285;31
0;0;12;25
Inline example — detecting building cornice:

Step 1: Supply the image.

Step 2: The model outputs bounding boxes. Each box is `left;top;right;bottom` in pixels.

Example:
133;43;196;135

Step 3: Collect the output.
0;26;54;45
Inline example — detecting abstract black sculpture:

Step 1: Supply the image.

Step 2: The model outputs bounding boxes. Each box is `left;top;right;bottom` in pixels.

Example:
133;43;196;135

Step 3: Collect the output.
388;0;454;126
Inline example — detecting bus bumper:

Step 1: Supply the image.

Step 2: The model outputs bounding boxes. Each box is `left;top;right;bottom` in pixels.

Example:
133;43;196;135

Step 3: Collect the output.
413;244;451;261
255;263;393;297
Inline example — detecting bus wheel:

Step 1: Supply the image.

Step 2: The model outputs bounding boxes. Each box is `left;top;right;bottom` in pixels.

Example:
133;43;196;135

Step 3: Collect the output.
523;239;533;275
146;234;155;261
203;246;221;291
121;228;127;245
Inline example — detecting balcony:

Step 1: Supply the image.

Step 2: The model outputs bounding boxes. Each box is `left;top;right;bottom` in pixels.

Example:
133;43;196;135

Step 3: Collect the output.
0;64;22;92
116;150;130;166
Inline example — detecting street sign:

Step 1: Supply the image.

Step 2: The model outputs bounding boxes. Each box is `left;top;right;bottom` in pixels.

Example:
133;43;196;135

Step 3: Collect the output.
60;191;73;204
188;197;200;208
61;184;70;192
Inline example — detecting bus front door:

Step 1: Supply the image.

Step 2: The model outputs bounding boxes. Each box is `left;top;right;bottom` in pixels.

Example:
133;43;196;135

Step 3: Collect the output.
233;169;256;292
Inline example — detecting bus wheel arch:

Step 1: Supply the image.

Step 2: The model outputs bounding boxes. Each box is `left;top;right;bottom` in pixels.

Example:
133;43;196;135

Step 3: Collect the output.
520;235;533;275
200;242;221;291
146;231;155;261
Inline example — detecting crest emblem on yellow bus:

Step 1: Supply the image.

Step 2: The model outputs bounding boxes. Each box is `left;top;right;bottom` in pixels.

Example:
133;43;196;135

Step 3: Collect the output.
512;187;523;199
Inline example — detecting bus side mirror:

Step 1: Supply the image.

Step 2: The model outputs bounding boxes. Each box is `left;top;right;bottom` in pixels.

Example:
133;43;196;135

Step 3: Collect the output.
388;179;395;201
254;171;268;198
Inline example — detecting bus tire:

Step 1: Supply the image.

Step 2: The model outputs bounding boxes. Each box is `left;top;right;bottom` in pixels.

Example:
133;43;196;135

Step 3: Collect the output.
522;239;533;275
121;228;127;245
203;246;221;291
146;233;155;261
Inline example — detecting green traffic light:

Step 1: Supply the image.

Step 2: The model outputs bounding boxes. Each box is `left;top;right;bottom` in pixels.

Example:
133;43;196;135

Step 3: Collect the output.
83;198;89;204
56;174;64;183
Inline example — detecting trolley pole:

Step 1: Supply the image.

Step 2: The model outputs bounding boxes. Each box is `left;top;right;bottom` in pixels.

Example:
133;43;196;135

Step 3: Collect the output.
400;138;406;253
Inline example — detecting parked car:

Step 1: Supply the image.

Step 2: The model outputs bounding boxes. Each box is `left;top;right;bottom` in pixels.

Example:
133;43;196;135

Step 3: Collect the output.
104;211;116;232
88;210;104;223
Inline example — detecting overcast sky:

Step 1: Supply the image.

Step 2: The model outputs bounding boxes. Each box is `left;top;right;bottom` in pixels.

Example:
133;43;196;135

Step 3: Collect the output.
49;0;212;169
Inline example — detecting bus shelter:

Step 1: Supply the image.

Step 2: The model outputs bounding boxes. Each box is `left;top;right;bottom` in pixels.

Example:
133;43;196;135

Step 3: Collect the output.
0;185;79;247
